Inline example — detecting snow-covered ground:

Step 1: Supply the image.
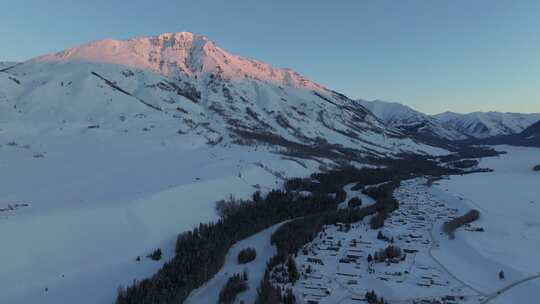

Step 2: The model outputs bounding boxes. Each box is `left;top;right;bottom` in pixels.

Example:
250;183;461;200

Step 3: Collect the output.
0;129;320;304
432;145;540;302
490;277;540;304
1;118;536;304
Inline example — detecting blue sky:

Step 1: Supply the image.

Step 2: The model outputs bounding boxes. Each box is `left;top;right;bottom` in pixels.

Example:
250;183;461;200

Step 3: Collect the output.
2;1;539;114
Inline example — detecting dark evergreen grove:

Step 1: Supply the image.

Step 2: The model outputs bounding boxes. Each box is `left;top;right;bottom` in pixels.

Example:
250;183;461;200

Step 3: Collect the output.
372;245;403;263
443;209;481;239
365;290;387;304
116;152;478;304
218;272;248;304
534;164;540;171
116;189;337;304
347;196;362;208
270;181;399;261
147;248;162;261
237;247;257;264
254;271;283;304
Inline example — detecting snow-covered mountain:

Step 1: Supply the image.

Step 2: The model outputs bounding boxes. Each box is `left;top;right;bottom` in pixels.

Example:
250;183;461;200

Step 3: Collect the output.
472;119;540;147
0;32;441;157
357;100;467;141
520;119;540;139
434;111;540;139
0;33;450;304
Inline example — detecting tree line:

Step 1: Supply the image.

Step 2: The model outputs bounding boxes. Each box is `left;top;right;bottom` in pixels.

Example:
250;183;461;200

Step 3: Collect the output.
218;272;248;304
116;190;337;304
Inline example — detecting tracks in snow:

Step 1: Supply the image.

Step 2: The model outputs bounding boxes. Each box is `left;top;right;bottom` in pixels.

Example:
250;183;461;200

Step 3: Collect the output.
479;273;540;304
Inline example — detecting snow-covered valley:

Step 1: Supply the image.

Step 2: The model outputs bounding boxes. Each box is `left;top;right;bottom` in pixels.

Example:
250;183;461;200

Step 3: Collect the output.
2;123;537;304
258;146;540;304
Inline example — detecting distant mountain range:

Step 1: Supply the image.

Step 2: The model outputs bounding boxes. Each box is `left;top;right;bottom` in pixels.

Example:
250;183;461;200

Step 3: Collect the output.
470;120;540;147
434;111;540;139
358;100;540;146
357;100;467;141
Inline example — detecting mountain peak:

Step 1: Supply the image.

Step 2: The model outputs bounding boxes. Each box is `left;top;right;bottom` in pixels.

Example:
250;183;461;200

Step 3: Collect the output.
144;32;212;48
31;32;324;91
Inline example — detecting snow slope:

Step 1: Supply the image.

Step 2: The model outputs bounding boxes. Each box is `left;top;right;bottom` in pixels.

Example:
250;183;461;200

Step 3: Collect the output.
0;130;320;304
520;119;540;140
0;61;18;69
358;99;467;141
434;111;540;138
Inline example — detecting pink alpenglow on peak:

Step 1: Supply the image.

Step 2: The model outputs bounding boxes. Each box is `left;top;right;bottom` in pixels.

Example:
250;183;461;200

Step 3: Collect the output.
33;32;325;90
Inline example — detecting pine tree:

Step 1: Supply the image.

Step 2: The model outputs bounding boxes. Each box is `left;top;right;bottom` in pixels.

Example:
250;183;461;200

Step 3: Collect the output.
287;256;299;283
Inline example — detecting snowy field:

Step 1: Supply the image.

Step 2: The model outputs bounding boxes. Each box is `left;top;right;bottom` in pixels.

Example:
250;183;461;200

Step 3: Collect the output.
0;128;320;304
433;145;540;302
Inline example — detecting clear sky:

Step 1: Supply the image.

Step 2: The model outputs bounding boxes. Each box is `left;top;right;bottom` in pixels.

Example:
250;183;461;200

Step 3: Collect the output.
1;1;539;114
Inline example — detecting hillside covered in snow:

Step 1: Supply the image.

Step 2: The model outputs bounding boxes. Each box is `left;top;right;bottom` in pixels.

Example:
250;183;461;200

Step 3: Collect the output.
0;32;443;158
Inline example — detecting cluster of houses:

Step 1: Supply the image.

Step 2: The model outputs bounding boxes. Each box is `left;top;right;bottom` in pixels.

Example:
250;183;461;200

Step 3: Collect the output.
274;179;477;304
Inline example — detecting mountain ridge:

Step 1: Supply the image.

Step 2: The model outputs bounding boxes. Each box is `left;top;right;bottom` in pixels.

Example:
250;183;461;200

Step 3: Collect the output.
433;110;540;138
32;32;325;91
357;99;468;141
358;100;540;142
470;119;540;147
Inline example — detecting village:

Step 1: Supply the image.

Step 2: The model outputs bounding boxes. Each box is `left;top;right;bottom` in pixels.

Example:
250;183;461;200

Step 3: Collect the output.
278;178;486;304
